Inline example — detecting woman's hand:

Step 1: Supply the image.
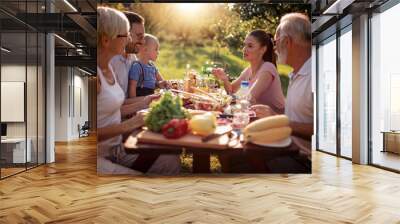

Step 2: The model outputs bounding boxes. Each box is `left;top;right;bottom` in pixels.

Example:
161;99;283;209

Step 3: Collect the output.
157;80;169;89
144;94;160;106
211;68;228;82
127;113;145;130
250;104;276;118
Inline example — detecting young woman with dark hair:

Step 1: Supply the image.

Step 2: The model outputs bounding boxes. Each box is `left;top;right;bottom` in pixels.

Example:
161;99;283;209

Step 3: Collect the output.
212;29;285;114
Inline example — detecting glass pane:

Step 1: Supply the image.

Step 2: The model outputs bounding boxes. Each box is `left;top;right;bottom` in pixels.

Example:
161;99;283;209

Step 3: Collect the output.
27;31;38;169
0;0;46;178
340;28;352;158
317;36;337;154
1;31;27;177
371;3;400;171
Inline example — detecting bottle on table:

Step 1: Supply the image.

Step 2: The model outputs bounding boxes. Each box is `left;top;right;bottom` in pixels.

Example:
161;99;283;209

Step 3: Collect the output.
235;81;251;110
231;81;251;133
235;81;250;101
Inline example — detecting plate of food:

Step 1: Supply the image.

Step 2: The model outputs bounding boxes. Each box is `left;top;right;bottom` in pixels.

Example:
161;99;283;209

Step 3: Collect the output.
251;137;292;148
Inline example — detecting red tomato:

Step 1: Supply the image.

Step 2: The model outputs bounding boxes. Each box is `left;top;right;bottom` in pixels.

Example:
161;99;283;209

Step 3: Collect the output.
161;119;189;139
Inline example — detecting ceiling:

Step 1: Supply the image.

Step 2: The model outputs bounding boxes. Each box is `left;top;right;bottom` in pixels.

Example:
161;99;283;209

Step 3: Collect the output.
310;0;390;43
0;0;96;75
1;0;394;74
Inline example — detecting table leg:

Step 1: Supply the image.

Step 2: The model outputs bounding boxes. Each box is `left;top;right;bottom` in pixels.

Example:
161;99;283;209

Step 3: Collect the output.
192;152;211;173
218;154;231;173
246;152;268;173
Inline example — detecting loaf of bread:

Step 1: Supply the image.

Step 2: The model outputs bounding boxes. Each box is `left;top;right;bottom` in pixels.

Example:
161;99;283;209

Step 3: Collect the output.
243;115;289;134
244;126;292;143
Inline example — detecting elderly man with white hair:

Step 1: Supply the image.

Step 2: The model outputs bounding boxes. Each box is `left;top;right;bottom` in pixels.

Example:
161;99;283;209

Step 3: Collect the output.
251;13;313;172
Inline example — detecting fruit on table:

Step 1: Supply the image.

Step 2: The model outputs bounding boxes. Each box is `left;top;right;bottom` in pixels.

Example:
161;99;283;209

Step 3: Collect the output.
244;126;292;143
203;112;217;123
243;115;292;144
194;100;223;112
195;101;213;111
161;119;189;139
243;115;289;134
144;92;190;132
189;113;217;136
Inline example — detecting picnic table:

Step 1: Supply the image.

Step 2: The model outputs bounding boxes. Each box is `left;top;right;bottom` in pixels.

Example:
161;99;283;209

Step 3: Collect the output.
124;129;304;173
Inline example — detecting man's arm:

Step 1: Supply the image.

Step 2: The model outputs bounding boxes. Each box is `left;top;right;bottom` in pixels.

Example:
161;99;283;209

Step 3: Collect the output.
250;104;278;118
289;122;313;141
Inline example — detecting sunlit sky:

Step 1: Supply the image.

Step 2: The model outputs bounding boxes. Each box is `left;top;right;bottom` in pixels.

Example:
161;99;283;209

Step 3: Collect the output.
175;3;207;14
173;3;217;22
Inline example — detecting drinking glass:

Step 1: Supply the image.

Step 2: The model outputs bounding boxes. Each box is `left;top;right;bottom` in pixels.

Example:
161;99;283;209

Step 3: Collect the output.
232;104;250;132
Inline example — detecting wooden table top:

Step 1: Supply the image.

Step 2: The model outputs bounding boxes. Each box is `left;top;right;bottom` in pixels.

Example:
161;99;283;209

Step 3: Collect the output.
124;129;300;157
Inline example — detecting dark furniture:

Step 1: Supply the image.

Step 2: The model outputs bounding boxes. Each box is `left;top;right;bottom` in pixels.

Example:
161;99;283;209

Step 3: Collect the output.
381;131;400;154
78;121;90;138
1;123;7;138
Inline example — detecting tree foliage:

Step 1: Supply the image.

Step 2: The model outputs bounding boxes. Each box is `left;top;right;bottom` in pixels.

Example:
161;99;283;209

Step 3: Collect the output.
110;3;309;51
213;3;310;55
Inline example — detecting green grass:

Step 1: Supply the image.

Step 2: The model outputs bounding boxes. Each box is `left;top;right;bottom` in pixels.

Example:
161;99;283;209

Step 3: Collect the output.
154;41;290;96
155;42;247;80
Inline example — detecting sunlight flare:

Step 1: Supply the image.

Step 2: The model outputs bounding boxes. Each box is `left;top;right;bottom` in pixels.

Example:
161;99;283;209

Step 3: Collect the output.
175;3;206;15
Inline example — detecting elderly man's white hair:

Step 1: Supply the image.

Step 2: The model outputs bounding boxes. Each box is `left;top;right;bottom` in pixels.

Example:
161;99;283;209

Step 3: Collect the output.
97;6;129;46
277;13;311;45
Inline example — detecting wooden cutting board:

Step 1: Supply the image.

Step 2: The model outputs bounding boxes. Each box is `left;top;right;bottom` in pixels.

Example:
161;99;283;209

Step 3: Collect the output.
137;125;232;150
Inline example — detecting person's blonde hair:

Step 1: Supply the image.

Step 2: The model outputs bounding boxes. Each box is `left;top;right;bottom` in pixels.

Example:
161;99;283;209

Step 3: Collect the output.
277;13;311;45
97;6;129;47
143;33;159;46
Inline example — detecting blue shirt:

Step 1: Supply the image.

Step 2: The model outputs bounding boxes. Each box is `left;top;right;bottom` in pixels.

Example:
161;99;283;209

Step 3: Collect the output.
129;61;158;89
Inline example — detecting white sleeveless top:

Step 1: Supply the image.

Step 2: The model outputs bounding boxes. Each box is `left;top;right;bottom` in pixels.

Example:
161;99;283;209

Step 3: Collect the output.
97;64;125;157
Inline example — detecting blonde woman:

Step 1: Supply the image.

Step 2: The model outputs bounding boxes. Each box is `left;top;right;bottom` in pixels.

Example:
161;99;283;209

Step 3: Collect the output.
97;6;180;175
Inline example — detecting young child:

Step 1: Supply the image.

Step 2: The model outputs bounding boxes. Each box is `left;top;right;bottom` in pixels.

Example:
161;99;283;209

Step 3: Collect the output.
128;34;168;97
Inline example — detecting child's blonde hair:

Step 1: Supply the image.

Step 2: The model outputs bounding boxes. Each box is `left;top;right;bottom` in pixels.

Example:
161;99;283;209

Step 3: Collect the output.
143;34;159;46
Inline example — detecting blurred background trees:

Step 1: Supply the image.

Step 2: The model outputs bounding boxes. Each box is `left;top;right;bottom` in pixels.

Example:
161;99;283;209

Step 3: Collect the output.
215;3;310;56
103;3;310;95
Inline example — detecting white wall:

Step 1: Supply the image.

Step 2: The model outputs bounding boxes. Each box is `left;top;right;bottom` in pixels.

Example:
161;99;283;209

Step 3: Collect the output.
1;64;46;164
72;73;89;138
1;65;26;140
1;65;38;138
54;67;89;141
55;66;69;141
1;65;25;133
